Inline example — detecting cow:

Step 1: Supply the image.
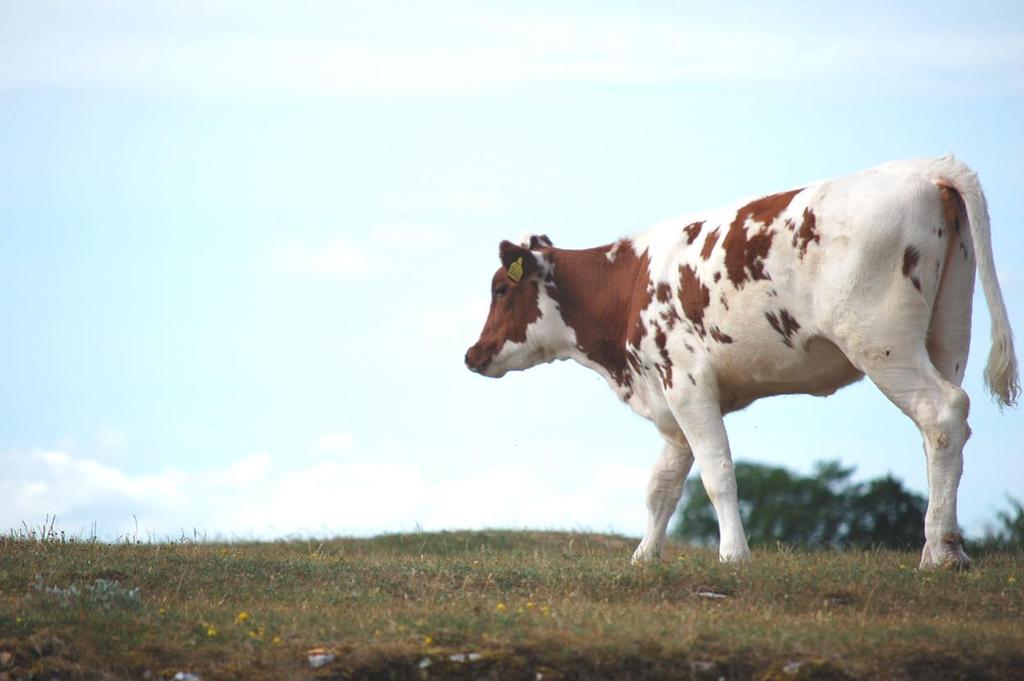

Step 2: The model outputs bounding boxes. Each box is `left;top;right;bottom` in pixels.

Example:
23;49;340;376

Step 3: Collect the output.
464;155;1019;569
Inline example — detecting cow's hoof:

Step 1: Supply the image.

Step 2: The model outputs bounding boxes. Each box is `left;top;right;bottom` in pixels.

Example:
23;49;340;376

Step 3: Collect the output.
718;547;752;563
631;543;661;564
920;534;972;571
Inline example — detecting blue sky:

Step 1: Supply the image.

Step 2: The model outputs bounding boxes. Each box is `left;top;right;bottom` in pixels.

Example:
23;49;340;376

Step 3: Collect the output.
1;1;1022;541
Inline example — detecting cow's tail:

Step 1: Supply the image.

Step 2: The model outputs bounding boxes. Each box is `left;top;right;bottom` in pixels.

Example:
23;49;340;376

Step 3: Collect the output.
922;155;1019;407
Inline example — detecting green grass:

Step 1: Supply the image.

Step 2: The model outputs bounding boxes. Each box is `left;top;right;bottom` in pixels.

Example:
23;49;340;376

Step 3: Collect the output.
1;529;1021;680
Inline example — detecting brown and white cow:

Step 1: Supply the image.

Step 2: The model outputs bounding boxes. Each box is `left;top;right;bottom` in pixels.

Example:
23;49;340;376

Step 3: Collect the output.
465;156;1019;569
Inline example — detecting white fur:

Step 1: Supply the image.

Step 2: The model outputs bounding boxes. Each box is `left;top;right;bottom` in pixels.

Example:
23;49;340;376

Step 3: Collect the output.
486;157;1017;568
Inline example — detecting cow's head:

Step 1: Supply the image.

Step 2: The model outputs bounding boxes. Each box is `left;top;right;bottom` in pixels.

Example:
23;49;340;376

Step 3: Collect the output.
464;236;572;377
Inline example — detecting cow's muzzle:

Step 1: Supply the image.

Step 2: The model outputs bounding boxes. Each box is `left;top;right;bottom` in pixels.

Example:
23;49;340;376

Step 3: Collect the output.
464;343;492;374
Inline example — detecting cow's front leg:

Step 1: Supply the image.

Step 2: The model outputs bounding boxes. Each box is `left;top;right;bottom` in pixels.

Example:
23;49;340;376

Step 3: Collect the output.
669;390;751;562
632;440;694;563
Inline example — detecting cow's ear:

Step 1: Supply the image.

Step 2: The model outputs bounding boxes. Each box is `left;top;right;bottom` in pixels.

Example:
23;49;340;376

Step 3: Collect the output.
499;241;537;282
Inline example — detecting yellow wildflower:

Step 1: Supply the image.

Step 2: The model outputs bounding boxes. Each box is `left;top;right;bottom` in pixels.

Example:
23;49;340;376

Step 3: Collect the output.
495;602;507;612
1009;576;1017;585
235;611;250;625
206;625;218;637
423;636;433;646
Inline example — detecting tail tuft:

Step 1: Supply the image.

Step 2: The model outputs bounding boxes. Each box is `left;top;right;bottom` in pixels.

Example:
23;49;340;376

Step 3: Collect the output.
985;335;1020;408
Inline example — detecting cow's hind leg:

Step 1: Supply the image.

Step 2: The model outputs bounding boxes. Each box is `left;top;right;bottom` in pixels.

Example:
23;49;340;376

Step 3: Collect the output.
844;342;971;570
632;440;695;563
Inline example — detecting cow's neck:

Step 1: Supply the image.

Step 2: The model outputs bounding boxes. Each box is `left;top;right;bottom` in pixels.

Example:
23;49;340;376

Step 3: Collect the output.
548;242;651;387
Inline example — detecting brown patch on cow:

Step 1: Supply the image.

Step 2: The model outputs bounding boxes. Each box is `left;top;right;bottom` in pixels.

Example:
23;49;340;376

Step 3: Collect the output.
547;242;653;388
738;189;802;227
466;255;544;370
712;271;721;283
936;181;963;235
722;189;800;288
903;246;922;292
684;221;705;245
628;285;656;350
700;228;720;261
655;282;673;303
688;373;697;386
653;324;673;388
902;246;920;274
765;309;801;347
780;310;800;335
937;183;972;265
495;284;542;345
678;264;711;337
719;292;729;311
709;326;734;344
660;306;681;330
723;222;774;288
792;208;819;258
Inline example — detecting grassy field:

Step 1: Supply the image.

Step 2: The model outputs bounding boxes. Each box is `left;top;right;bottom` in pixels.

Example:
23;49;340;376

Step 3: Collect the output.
0;529;1021;680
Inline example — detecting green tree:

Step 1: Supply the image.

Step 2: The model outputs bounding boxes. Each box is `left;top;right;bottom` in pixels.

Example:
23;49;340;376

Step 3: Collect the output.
671;460;927;549
973;497;1024;553
843;475;929;548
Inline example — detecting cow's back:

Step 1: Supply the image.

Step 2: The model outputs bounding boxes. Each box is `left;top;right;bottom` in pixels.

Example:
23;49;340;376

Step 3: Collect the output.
628;163;964;414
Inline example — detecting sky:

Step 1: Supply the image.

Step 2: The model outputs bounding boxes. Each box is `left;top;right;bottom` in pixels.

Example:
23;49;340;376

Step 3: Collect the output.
1;1;1022;542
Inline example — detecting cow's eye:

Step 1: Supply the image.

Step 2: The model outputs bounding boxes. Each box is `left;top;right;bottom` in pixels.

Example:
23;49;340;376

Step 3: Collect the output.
493;284;509;299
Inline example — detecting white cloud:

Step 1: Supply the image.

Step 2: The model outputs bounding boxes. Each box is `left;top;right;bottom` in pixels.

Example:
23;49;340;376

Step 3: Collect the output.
209;452;272;487
2;450;187;527
1;4;1021;97
0;445;652;541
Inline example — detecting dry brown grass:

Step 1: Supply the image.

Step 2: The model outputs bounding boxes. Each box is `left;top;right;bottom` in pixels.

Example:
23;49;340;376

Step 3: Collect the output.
0;529;1021;680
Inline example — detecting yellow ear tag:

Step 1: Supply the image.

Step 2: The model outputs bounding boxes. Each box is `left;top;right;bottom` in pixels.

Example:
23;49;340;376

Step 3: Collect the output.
507;256;524;283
